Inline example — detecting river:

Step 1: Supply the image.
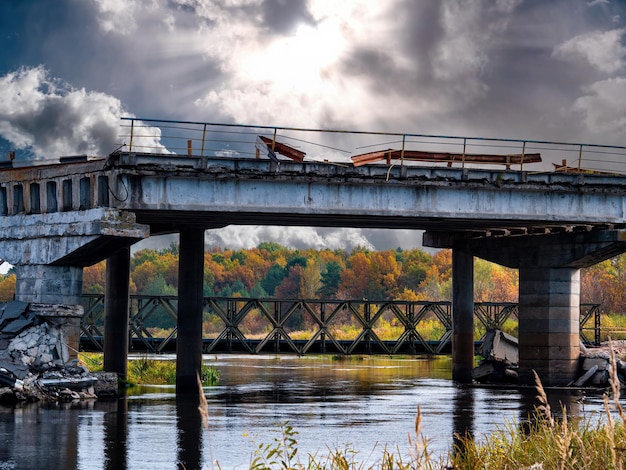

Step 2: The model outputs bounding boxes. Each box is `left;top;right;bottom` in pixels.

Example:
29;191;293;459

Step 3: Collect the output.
0;355;613;469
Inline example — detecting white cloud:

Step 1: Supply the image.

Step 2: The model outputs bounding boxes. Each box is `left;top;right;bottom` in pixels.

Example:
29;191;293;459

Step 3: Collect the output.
573;77;626;135
204;225;375;251
554;28;626;74
0;66;168;159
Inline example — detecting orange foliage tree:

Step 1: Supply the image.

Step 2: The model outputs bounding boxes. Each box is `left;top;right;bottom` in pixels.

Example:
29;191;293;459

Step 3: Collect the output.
0;273;16;302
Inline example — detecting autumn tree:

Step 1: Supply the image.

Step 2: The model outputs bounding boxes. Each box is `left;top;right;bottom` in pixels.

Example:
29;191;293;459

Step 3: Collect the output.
0;273;16;302
582;254;626;314
317;261;343;299
83;262;106;294
474;259;518;303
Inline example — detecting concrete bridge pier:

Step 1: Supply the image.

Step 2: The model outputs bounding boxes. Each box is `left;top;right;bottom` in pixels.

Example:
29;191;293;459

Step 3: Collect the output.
176;228;205;395
426;228;626;386
518;267;580;385
452;247;474;382
103;247;131;380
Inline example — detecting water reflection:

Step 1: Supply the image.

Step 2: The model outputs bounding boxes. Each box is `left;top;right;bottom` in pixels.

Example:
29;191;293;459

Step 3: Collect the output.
451;385;475;452
0;355;612;469
103;398;127;470
176;394;203;470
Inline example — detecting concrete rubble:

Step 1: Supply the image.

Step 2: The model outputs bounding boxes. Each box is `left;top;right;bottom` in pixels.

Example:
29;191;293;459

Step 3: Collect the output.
574;341;626;388
0;301;117;404
473;329;626;388
472;329;519;383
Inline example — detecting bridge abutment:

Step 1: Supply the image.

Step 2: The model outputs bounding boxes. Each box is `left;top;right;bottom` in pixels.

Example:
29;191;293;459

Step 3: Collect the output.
14;265;83;305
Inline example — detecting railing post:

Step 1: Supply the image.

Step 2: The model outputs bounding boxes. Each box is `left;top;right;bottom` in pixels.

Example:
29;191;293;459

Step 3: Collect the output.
578;144;583;171
200;124;207;157
129;119;134;152
461;138;467;169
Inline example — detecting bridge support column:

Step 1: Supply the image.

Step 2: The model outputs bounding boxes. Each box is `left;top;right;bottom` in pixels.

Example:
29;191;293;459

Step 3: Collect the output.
14;265;83;305
176;228;205;395
104;247;131;380
445;229;626;387
518;267;580;386
452;247;474;382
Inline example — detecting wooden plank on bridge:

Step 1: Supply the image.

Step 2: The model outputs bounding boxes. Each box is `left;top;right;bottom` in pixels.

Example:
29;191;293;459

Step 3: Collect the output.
258;136;306;162
351;149;541;168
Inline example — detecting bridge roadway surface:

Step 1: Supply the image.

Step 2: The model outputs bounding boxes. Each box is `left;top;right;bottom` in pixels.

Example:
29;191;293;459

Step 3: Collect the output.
1;149;626;388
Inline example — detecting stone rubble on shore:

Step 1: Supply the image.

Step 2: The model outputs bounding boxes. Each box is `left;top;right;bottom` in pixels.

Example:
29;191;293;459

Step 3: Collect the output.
0;301;118;404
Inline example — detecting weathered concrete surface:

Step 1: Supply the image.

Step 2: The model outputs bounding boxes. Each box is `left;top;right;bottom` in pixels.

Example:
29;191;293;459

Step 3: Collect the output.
0;208;148;266
109;153;626;234
0;208;148;305
14;266;84;305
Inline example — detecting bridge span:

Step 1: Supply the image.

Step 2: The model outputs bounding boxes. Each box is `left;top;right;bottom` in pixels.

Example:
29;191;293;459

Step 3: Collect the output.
1;118;626;390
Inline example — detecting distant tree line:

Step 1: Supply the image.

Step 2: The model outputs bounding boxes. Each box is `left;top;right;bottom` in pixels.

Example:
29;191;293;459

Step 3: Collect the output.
0;243;624;315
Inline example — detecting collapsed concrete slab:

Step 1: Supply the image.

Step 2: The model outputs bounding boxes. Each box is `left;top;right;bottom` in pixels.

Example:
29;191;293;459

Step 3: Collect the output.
472;329;519;383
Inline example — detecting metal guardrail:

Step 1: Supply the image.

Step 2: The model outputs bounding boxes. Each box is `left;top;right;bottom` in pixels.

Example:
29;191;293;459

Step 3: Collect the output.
79;294;601;355
119;117;626;174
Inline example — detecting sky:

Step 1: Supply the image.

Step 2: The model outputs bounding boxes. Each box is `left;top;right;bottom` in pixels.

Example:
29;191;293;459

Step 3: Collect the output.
1;0;625;253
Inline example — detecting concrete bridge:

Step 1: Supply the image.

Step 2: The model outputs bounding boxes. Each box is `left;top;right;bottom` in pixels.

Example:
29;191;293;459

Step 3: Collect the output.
1;118;626;391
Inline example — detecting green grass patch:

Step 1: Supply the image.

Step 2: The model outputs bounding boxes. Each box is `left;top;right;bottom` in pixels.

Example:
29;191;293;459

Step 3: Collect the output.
78;352;219;386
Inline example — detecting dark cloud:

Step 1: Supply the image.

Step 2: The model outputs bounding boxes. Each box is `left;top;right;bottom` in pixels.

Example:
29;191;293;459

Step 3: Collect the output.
261;0;316;34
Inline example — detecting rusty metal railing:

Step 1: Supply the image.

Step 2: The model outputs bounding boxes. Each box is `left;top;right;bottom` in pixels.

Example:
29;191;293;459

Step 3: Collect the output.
79;294;601;354
118;117;626;174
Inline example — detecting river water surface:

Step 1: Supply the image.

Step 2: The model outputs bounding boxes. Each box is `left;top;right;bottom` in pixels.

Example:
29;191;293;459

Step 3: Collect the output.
0;355;612;469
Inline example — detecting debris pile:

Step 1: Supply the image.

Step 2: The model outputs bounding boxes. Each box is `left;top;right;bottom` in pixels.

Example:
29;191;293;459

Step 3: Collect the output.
0;301;117;404
472;329;626;388
472;329;519;383
573;342;626;388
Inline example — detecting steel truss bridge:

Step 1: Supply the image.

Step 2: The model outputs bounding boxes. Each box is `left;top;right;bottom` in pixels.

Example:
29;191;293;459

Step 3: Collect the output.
80;295;601;355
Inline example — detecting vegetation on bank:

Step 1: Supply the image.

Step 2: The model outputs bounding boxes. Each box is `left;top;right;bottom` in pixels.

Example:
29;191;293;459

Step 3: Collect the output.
78;352;219;386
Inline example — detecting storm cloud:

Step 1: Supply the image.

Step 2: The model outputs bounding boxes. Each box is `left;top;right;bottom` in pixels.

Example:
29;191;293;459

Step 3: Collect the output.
1;0;625;250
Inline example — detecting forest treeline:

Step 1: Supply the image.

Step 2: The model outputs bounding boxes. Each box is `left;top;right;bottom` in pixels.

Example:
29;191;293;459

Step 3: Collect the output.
0;243;624;314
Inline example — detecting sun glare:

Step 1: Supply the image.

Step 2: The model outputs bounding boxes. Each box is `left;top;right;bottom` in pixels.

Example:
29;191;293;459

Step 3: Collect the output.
242;24;344;93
